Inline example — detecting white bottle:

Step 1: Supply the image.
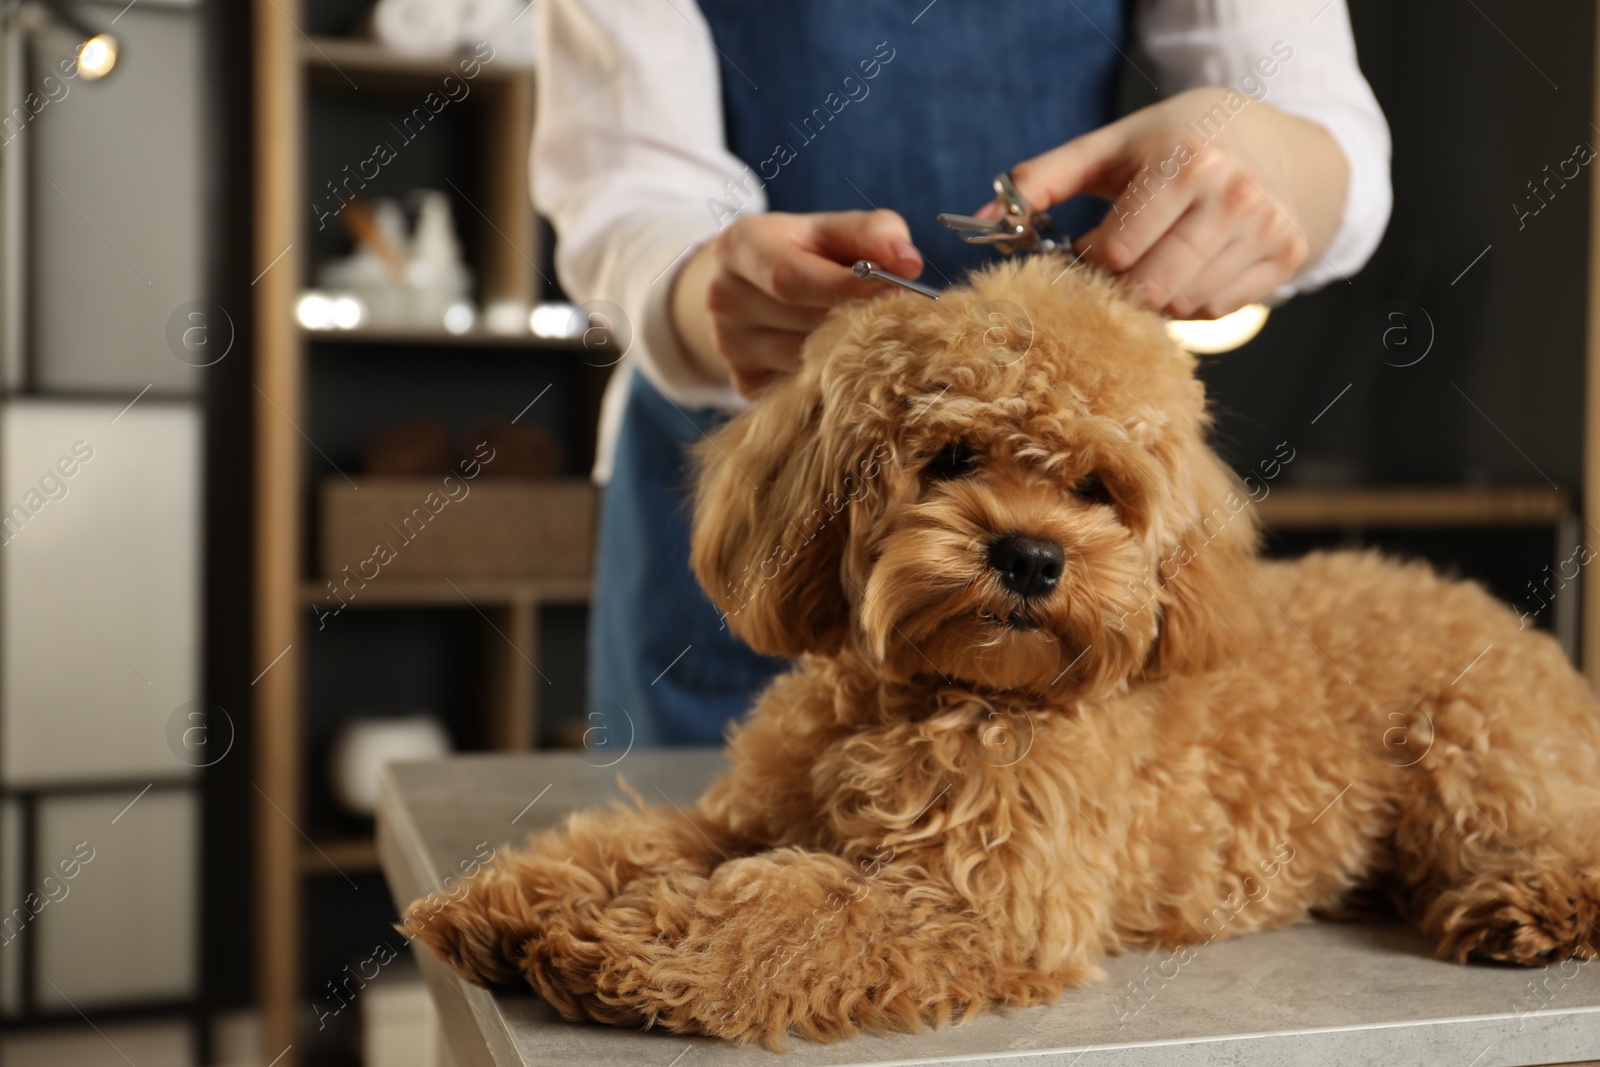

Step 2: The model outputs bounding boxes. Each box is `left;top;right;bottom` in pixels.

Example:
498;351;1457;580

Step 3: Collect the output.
407;191;474;331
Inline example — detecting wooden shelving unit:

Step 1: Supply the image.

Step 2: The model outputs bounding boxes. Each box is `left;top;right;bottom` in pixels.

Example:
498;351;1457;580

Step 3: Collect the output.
251;10;583;1063
299;836;381;876
251;0;303;1058
1256;486;1570;529
295;575;592;607
302;327;585;349
299;35;524;84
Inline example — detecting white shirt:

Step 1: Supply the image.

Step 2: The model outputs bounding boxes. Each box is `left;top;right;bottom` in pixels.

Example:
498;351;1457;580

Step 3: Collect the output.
531;0;1393;481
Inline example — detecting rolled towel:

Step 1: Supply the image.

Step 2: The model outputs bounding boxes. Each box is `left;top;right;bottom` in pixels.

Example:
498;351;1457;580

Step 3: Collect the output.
330;712;452;816
370;0;462;57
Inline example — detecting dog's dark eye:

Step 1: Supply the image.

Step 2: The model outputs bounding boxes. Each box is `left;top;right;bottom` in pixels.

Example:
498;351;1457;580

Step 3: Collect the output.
926;442;979;480
1073;472;1112;506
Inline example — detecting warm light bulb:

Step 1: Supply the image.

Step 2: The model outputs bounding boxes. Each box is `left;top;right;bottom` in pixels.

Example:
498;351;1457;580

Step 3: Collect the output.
77;34;117;81
296;292;334;330
529;302;578;339
330;295;368;330
1166;303;1269;354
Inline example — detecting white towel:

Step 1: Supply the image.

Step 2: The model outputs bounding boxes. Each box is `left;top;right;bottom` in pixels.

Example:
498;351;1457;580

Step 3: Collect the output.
459;0;536;67
370;0;462;57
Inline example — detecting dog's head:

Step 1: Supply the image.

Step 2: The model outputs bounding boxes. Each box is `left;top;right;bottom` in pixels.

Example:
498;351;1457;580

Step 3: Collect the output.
691;255;1258;698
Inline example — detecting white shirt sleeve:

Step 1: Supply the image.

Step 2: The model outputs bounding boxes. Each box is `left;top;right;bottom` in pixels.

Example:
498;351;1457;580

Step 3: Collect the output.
532;0;755;472
1139;0;1393;299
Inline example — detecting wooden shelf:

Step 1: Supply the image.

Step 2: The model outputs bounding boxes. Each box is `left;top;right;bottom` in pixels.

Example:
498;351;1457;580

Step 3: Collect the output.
300;36;529;85
302;326;599;352
299;836;381;876
1255;486;1570;530
299;574;591;608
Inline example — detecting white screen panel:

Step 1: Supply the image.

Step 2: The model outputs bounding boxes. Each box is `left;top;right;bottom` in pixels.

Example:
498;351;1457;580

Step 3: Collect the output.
33;788;196;1007
1;400;201;785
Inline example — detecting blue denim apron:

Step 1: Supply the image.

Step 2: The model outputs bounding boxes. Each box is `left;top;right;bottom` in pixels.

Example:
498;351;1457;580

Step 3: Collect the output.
588;0;1127;745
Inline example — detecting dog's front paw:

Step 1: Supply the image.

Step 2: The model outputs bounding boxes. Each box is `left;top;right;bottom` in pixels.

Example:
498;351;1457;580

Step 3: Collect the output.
504;854;864;1044
519;868;701;1026
400;874;542;988
401;842;634;990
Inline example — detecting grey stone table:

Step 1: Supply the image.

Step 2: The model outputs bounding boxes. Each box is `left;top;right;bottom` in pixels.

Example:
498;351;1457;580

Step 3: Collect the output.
376;750;1600;1067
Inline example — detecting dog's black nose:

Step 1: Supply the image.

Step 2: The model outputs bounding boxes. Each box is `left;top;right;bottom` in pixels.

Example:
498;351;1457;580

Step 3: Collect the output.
988;534;1064;600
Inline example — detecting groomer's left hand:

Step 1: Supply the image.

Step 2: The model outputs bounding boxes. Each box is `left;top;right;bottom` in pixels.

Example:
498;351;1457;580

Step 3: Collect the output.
981;87;1349;320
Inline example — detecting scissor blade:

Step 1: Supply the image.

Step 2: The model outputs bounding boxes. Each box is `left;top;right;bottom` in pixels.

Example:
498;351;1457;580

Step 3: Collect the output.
936;213;1025;244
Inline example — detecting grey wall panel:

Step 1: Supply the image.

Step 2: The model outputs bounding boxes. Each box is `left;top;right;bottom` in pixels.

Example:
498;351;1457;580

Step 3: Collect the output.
28;8;203;393
0;400;201;786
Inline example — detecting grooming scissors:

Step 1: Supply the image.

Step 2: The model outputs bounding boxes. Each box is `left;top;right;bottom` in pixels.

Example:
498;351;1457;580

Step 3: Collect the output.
847;171;1060;301
937;172;1061;255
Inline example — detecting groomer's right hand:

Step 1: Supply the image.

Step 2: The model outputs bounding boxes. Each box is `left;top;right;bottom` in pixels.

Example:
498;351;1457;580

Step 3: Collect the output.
671;210;924;397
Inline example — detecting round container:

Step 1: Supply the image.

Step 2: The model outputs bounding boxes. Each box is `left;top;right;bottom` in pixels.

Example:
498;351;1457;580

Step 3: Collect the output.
330;712;452;816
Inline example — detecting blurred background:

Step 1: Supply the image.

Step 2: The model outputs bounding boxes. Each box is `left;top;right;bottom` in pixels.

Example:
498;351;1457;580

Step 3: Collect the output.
0;0;1594;1064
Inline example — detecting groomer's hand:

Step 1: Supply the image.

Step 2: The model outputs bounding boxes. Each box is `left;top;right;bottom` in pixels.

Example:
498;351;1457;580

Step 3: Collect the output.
671;210;924;397
982;87;1349;320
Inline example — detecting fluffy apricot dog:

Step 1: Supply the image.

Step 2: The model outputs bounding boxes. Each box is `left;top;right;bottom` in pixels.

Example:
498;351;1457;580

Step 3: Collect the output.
404;255;1600;1045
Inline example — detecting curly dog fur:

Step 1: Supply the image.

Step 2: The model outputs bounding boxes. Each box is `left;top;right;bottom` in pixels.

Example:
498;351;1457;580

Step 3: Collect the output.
401;255;1600;1045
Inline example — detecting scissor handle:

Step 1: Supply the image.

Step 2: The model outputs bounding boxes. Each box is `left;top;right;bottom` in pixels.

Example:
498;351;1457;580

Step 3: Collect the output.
992;172;1055;233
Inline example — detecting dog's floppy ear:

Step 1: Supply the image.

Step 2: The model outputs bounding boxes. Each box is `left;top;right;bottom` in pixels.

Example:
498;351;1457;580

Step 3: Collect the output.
690;342;863;658
1145;434;1260;677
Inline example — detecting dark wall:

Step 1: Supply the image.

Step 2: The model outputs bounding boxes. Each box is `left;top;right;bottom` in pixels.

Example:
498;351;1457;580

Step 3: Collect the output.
1196;1;1593;490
